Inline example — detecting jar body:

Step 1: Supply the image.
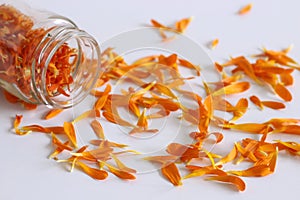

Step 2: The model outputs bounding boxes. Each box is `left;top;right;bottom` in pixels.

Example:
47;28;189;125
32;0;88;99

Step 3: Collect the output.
0;0;101;108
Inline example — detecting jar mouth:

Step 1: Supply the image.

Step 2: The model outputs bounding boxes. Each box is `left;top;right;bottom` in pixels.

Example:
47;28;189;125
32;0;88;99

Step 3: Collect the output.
31;26;101;109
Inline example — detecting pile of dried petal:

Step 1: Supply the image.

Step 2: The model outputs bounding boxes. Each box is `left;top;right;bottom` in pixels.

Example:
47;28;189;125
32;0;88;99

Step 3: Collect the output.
11;17;300;192
0;5;78;108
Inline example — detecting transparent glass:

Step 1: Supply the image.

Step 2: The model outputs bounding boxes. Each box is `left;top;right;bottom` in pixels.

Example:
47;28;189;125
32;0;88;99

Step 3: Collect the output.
0;0;101;108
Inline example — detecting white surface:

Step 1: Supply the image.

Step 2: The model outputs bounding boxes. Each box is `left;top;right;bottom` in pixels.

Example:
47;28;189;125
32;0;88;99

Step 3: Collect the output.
1;0;300;199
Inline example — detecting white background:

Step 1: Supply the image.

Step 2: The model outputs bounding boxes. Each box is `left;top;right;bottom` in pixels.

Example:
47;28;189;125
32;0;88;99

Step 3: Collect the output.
1;0;300;199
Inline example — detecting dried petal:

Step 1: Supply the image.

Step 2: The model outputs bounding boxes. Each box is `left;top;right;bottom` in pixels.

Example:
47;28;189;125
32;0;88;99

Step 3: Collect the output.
90;120;105;139
206;175;246;192
14;115;23;129
161;162;182;186
216;146;238;165
238;3;253;15
261;101;285;110
63;122;77;148
211;38;219;49
223;123;269;134
184;168;227;179
111;154;137;173
175;17;193;33
228;165;272;177
77;161;108;180
250;95;263;110
43;109;63;120
72;109;100;123
272;83;292;102
178;58;201;76
103;162;136;180
212;82;250;96
231;98;248;121
136;108;148;129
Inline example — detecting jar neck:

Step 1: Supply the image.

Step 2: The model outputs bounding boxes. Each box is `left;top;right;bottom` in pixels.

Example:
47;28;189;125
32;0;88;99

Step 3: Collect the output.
30;25;101;109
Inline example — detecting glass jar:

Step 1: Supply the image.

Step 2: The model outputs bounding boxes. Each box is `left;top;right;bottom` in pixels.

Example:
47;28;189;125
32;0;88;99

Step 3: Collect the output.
0;0;101;109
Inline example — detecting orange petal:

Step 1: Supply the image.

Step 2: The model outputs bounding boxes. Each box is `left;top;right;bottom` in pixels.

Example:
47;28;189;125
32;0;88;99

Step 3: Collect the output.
261;101;285;110
103;162;136;180
231;98;248;121
154;83;177;99
43;109;64;120
280;70;294;86
184;168;227;179
249;95;263;110
175;17;193;33
143;155;178;164
90;120;105;139
14;115;23;129
49;141;71;159
178;58;201;76
228;165;272;177
223;123;269;134
51;133;73;151
63;122;77;148
94;84;111;110
111;154;137;173
73;109;100;123
216;146;237;165
102;111;134;127
238;3;253;15
150;19;167;29
90;139;128;148
161;162;182;186
211;38;219;49
212;82;250;96
136;108;148;129
206;175;246;192
77;161;108;180
272;83;292;102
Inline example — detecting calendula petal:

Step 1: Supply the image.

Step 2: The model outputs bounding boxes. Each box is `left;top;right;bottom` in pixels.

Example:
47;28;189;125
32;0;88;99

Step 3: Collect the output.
178;58;201;76
14;115;23;129
150;19;167;29
103;111;134;127
43;109;63;120
136;108;148;129
73;109;100;123
175;17;193;33
63;122;77;148
90;119;105;139
223;123;268;134
90;139;128;148
143;155;178;164
231;98;248;122
184;168;227;179
216;146;238;166
280;71;294;86
103;162;136;180
228;165;272;177
261;101;285;110
111;154;137;173
154;83;177;99
206;175;246;192
51;133;73;151
161;162;182;186
238;3;253;15
77;161;108;180
250;95;263;110
211;38;219;49
212;82;250;96
272;83;292;102
269;148;278;172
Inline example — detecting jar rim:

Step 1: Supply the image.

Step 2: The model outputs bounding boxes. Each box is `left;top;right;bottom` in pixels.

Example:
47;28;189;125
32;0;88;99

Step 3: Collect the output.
31;26;101;109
